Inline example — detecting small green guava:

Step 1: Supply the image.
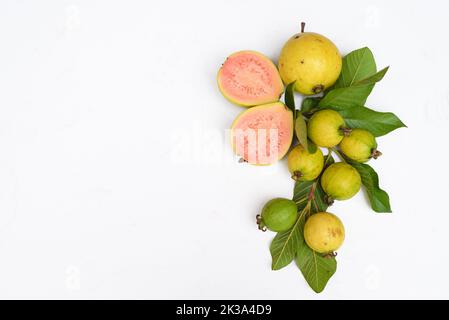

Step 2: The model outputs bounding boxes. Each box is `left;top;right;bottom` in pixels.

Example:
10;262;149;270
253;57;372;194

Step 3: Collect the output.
287;145;324;181
339;128;382;163
257;198;298;232
321;162;361;201
304;212;345;253
307;110;348;147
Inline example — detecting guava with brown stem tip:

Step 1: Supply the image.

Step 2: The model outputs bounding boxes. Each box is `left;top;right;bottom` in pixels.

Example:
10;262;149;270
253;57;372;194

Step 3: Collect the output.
217;51;284;107
308;109;349;148
287;145;324;181
278;22;342;95
304;212;345;253
257;198;298;232
339;128;382;163
321;162;361;201
230;102;294;165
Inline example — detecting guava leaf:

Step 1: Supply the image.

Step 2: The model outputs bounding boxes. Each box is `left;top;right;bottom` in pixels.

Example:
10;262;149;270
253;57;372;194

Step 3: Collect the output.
338;106;406;137
295;244;337;293
356;66;389;86
334;47;377;89
309;153;334;212
284;81;296;116
310;182;330;213
295;114;308;150
307;140;317;154
318;85;373;110
348;160;392;213
319;48;388;110
292;180;315;211
301;97;321;114
323;152;335;169
271;179;316;271
270;212;305;270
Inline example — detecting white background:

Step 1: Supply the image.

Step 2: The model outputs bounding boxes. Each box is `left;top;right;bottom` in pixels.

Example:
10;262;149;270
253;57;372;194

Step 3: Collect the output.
0;0;447;299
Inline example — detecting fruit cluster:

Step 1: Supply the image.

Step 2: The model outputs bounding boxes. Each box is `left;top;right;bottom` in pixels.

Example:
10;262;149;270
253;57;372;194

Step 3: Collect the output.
217;23;405;293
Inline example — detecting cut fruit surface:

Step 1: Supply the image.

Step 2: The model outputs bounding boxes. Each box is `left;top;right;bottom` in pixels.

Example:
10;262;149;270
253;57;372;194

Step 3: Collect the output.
218;51;284;107
231;102;293;165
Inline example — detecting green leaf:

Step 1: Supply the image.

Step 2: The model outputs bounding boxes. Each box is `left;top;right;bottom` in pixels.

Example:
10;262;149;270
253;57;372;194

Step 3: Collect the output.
318;85;374;110
307;139;317;154
334;47;376;89
270;212;305;270
296;245;337;293
320;48;388;110
356;66;389;86
284;81;296;116
301;97;321;114
293;180;315;211
311;182;330;213
323;152;335;169
338;106;406;137
295;114;308;150
348;161;392;213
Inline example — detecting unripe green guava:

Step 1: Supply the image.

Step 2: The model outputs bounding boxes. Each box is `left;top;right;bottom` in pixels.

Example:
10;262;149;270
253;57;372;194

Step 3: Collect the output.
257;198;298;232
304;212;345;253
287;145;324;181
308;110;346;147
321;162;361;201
339;128;381;163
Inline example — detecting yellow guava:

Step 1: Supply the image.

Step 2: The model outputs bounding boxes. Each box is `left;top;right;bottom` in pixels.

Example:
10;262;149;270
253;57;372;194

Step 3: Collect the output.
339;129;381;163
278;24;342;95
321;162;361;201
308;110;346;148
287;145;324;181
304;212;345;253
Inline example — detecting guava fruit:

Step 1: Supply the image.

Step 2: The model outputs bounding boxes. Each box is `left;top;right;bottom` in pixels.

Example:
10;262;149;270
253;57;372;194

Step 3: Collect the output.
339;128;382;163
304;212;345;253
278;23;342;95
231;102;293;165
217;51;284;107
287;145;324;181
308;109;348;148
321;162;361;201
257;198;298;232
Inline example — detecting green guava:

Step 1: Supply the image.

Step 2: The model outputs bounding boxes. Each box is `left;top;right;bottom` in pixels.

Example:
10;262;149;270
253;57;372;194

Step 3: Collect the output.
257;198;298;232
217;51;284;107
321;162;361;201
278;23;342;95
304;212;345;253
339;128;382;163
308;110;348;148
230;102;293;165
287;145;324;181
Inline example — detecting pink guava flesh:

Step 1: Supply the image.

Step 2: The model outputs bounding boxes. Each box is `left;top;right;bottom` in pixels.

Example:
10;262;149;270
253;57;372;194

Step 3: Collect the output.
231;103;293;165
218;51;283;107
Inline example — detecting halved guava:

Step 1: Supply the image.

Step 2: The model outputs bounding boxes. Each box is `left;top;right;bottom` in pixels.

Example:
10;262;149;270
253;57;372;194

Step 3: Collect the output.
231;102;293;165
218;51;284;107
